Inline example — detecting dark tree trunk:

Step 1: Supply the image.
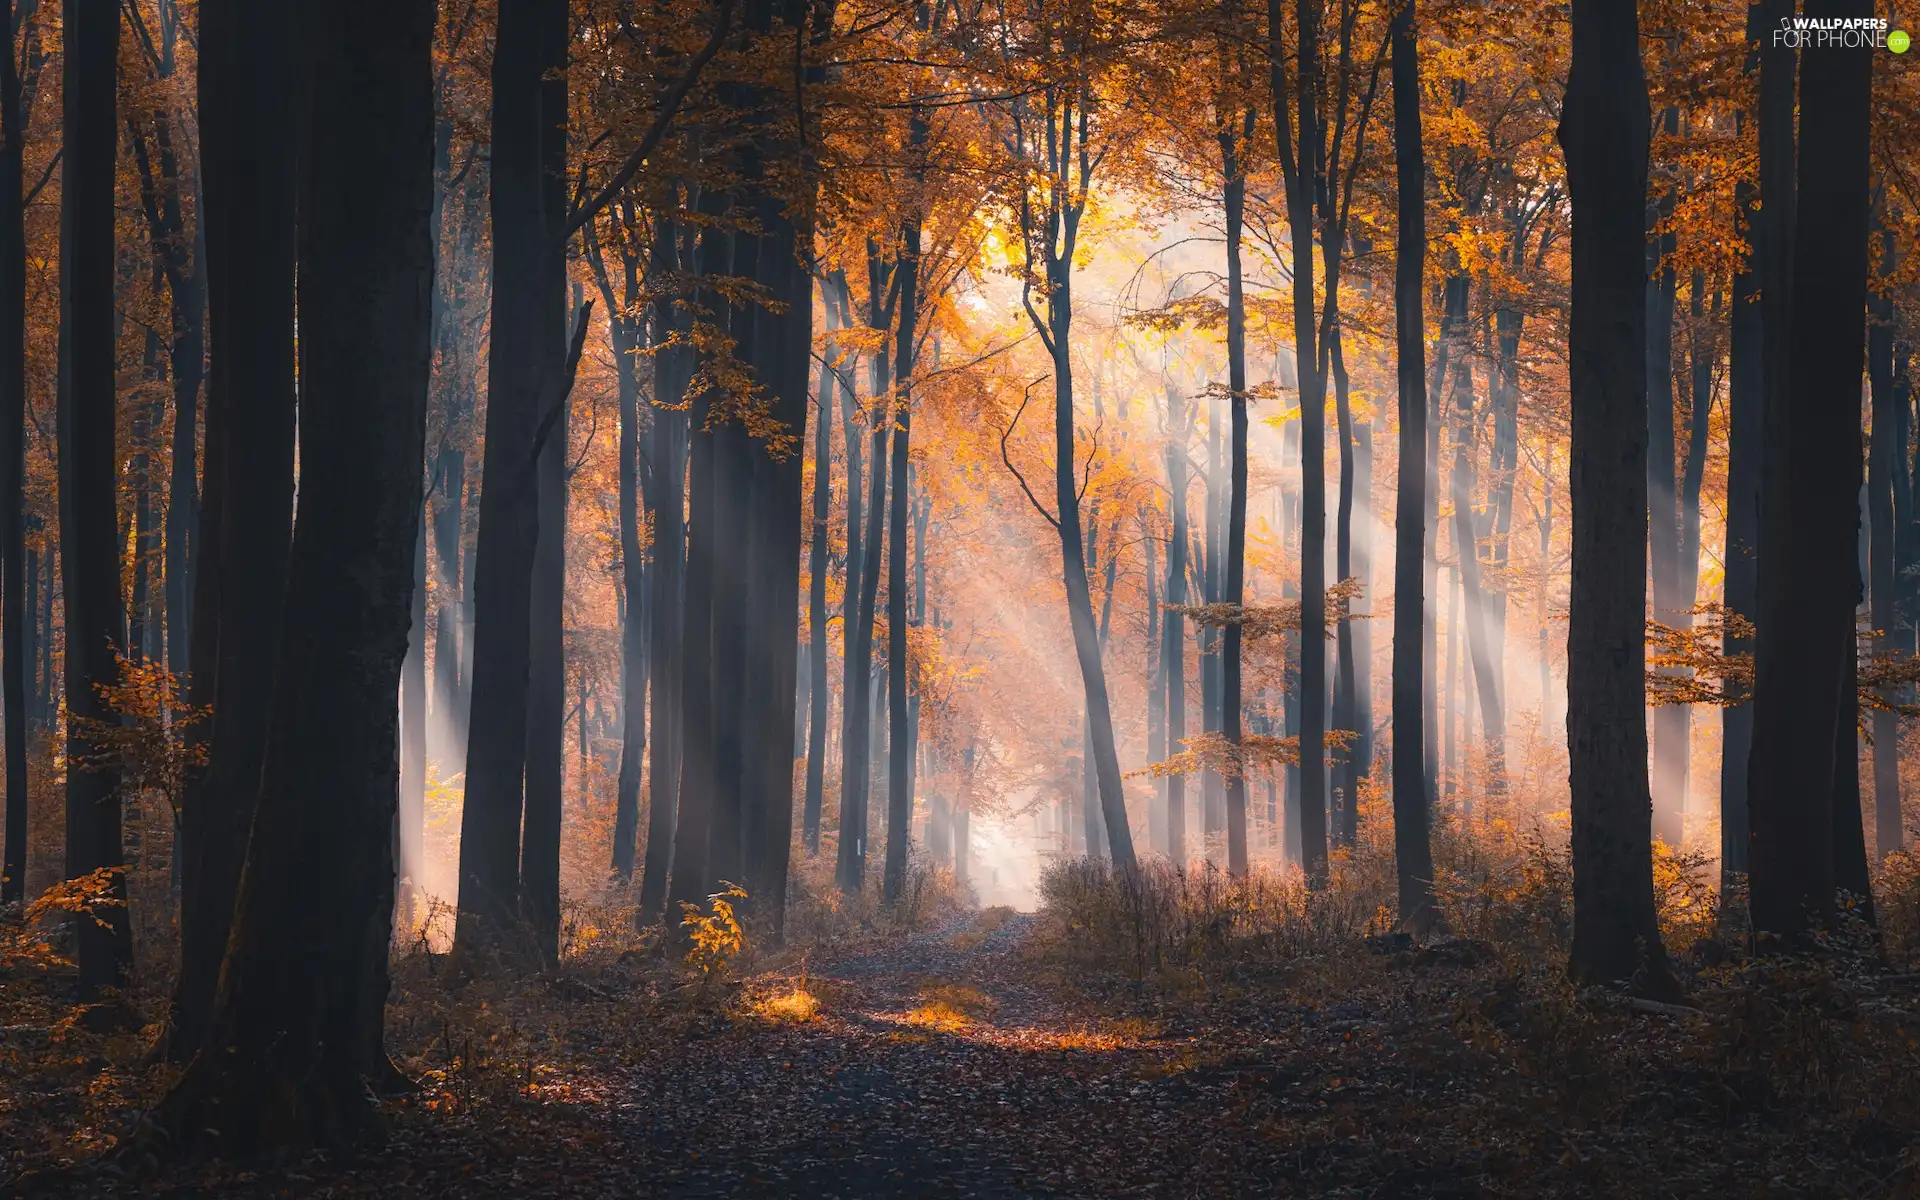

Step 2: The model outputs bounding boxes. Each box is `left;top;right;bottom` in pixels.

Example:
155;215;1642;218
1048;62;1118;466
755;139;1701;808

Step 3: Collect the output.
455;0;568;962
803;287;834;854
1835;588;1874;919
1723;0;1788;884
1388;0;1434;931
668;192;735;923
884;196;922;905
1145;508;1163;854
1868;217;1901;857
0;0;27;906
1164;382;1189;864
1646;115;1685;848
57;0;130;1008
740;111;812;940
637;214;691;922
431;448;467;753
1747;0;1872;945
151;0;433;1151
1221;119;1250;877
1557;0;1671;990
1271;0;1328;882
1441;276;1506;798
838;251;890;895
516;8;570;969
1333;331;1358;847
594;219;647;883
400;504;427;919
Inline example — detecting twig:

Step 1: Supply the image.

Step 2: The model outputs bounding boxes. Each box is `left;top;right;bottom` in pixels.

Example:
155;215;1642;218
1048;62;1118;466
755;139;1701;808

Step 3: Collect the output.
1000;375;1058;531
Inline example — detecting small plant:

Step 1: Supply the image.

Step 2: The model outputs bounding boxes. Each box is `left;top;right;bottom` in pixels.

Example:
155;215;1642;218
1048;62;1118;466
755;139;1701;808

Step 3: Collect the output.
679;882;748;980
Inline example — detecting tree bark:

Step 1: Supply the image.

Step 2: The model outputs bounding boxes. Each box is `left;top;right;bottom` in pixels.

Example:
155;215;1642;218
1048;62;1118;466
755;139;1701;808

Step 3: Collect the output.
884;195;922;904
57;0;130;1010
151;0;433;1150
803;285;834;855
0;0;27;906
454;0;568;963
400;504;427;921
1388;0;1435;932
1868;215;1901;857
1164;382;1190;864
1748;0;1872;945
1723;0;1788;884
1221;117;1251;877
1271;0;1329;882
1557;0;1671;990
1646;113;1685;847
838;250;891;894
637;212;691;922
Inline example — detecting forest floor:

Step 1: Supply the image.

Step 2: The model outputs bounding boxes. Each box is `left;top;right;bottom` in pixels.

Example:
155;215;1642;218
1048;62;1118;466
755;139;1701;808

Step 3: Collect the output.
8;893;1920;1198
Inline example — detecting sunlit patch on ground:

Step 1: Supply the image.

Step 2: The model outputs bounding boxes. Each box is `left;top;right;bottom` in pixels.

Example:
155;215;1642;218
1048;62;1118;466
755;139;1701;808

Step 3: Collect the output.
750;986;822;1024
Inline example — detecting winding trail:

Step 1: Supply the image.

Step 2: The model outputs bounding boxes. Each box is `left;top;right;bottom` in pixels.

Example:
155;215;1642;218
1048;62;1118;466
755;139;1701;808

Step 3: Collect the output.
618;910;1185;1198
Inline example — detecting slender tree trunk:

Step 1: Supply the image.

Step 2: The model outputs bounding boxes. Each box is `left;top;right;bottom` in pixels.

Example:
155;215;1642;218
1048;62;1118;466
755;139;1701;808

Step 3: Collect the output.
884;190;922;905
608;283;646;881
1271;0;1329;882
1748;0;1871;945
637;213;691;922
1442;278;1507;798
1558;0;1671;990
152;2;434;1146
454;0;568;962
1145;508;1163;854
1869;217;1901;857
803;287;834;855
1646;120;1685;848
181;0;298;1038
1388;0;1434;931
1042;185;1137;871
1221;120;1250;877
399;504;427;921
57;0;130;1010
838;251;890;895
0;0;27;906
1164;383;1189;864
1333;330;1358;847
1723;0;1787;884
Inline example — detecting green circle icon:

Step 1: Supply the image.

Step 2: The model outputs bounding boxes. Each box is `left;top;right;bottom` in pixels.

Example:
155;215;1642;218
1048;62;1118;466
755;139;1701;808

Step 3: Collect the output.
1893;29;1913;52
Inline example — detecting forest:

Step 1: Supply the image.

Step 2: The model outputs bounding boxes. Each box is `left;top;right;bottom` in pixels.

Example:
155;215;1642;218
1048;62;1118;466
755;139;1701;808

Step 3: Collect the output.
2;0;1919;1193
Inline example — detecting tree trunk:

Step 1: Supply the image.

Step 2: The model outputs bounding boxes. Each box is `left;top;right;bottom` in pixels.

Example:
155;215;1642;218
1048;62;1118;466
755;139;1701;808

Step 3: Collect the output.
1221;120;1251;877
57;0;131;1010
605;252;646;882
637;213;691;922
151;1;433;1147
399;504;427;922
803;287;834;855
1748;0;1872;946
1723;0;1786;885
1144;507;1163;855
837;251;890;895
1646;117;1685;848
1164;383;1189;864
0;0;27;906
1868;216;1901;857
454;0;568;963
1271;0;1329;882
1557;0;1671;990
1333;330;1358;847
885;127;925;904
1388;0;1435;932
178;0;299;1050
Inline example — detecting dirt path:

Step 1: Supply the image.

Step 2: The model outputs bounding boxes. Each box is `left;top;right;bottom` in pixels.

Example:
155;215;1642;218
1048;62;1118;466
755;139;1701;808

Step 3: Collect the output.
615;909;1182;1198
